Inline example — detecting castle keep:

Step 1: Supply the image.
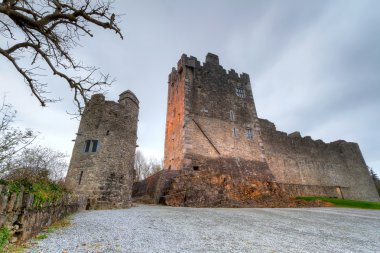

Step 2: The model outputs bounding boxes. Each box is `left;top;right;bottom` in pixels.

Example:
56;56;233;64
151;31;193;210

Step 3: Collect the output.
162;53;379;203
66;91;139;209
164;53;273;180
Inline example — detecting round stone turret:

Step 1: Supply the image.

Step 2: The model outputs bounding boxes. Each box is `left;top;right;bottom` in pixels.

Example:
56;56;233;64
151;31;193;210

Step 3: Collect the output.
119;90;139;108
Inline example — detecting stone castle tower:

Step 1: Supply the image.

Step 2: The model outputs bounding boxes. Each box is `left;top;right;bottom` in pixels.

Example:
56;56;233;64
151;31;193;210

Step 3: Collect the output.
65;91;139;209
164;53;274;180
164;53;379;202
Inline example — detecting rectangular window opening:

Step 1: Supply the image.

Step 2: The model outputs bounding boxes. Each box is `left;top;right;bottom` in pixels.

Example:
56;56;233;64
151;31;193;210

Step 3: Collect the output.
246;128;253;140
91;140;98;152
229;110;235;121
84;139;99;153
236;87;246;98
78;171;83;185
232;128;238;138
193;166;199;171
84;140;91;152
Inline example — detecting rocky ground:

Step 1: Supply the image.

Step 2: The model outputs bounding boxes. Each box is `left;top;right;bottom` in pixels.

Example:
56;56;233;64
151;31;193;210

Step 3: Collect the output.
28;205;379;253
134;169;332;208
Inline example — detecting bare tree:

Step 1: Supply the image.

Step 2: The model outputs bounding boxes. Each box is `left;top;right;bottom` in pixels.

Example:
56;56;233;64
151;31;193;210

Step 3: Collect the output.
134;150;163;181
147;158;162;175
0;98;36;173
4;145;68;182
134;150;149;182
0;0;123;114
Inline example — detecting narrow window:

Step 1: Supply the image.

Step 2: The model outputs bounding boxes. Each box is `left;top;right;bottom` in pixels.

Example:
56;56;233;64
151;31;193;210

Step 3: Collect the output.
106;130;110;135
91;140;98;152
246;128;253;140
229;110;235;121
78;171;83;185
236;87;245;98
84;140;91;152
232;128;238;138
84;140;99;153
193;166;199;171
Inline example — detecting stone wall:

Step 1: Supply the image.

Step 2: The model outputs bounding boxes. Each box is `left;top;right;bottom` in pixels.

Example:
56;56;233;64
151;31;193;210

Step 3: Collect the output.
259;118;380;202
277;183;348;199
0;185;86;243
65;91;139;209
132;170;180;203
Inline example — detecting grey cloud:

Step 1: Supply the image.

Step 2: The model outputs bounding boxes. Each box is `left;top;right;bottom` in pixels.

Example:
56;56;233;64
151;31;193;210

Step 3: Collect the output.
1;0;379;174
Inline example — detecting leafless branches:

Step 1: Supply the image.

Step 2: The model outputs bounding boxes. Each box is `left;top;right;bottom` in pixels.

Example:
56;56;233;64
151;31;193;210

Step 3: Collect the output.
4;145;68;182
0;98;36;172
0;0;123;114
134;150;163;182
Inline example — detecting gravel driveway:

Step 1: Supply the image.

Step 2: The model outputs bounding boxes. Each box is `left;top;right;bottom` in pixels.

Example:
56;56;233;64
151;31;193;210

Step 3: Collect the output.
29;205;379;253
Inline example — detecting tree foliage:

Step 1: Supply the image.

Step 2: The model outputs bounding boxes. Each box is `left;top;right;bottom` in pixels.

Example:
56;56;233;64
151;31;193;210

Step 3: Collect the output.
4;145;68;182
0;99;36;171
0;0;123;113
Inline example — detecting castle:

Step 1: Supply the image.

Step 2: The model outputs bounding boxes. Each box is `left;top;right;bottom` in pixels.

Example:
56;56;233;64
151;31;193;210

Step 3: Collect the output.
66;53;379;209
162;53;379;203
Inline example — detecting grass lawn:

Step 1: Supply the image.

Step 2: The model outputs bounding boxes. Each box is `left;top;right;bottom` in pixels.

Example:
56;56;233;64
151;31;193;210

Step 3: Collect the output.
297;196;380;210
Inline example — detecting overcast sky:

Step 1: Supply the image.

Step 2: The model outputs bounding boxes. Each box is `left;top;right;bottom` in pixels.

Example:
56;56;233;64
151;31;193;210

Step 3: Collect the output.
1;0;379;175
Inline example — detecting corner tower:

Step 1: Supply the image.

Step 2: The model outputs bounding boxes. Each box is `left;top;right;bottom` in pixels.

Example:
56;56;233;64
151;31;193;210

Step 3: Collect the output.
164;53;273;181
65;90;139;209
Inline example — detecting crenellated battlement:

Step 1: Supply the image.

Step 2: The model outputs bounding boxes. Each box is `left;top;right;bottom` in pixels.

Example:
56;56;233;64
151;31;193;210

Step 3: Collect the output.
168;53;251;87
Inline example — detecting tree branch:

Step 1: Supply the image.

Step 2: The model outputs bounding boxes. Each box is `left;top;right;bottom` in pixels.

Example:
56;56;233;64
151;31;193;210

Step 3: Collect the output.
0;0;123;114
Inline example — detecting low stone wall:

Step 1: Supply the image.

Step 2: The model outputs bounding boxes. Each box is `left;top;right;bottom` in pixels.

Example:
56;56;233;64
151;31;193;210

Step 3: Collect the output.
278;183;348;199
0;185;86;243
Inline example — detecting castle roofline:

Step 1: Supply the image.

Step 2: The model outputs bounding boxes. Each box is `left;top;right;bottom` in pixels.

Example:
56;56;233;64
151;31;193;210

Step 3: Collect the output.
173;53;250;81
119;90;139;107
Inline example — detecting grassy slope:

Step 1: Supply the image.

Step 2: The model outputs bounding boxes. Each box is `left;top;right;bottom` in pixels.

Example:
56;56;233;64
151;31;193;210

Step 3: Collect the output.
297;197;380;210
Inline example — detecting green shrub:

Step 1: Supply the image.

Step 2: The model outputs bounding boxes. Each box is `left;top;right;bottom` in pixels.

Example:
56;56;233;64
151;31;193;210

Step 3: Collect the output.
0;226;10;250
35;234;48;240
0;179;68;208
31;181;67;208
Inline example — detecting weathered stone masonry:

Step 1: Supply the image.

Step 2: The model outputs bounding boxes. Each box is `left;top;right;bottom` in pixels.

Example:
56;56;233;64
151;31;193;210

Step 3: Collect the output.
164;53;273;181
0;185;86;243
259;119;379;201
163;53;379;202
66;91;139;209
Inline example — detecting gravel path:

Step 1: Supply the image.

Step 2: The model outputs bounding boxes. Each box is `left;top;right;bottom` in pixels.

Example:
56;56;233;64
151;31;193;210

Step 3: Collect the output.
28;205;380;253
